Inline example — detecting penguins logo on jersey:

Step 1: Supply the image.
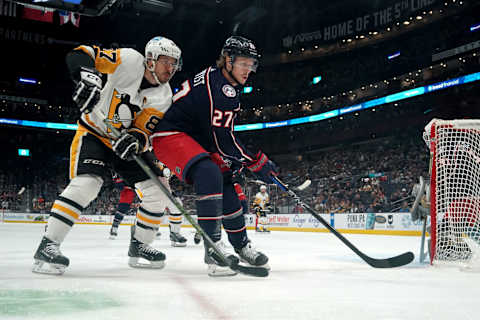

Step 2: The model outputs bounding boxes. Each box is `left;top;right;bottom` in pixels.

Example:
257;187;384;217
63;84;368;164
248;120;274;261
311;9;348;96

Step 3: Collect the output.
112;94;141;129
222;84;236;98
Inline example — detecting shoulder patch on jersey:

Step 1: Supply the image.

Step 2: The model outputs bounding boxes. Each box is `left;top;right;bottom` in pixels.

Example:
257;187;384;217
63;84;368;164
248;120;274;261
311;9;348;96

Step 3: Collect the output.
222;84;236;98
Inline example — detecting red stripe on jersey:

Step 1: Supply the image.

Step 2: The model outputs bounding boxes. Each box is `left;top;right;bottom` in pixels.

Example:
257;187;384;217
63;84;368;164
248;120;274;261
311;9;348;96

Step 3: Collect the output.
223;207;242;218
198;216;223;220
197;193;223;201
224;226;247;233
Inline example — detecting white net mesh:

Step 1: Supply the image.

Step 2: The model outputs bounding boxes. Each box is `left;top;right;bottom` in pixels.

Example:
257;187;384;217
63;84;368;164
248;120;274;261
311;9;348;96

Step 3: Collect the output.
424;119;480;265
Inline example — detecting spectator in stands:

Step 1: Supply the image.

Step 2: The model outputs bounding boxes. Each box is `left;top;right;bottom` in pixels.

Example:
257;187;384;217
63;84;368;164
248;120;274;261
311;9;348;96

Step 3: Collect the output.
399;201;410;213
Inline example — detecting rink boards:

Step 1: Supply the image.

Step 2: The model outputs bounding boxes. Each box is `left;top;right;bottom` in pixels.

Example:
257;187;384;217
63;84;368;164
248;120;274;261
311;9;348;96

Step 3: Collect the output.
0;212;427;236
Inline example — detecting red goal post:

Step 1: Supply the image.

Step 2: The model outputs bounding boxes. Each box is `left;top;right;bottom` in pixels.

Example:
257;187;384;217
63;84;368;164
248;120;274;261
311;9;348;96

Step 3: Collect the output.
423;119;480;265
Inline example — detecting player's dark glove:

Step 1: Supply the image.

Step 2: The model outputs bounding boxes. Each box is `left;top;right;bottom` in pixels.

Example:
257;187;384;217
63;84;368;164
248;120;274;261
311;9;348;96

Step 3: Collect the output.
247;151;279;184
112;130;147;161
72;67;102;114
231;167;246;185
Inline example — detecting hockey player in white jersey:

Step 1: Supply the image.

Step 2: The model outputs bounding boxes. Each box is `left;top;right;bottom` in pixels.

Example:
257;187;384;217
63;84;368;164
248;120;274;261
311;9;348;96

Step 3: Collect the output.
253;185;271;232
32;37;184;274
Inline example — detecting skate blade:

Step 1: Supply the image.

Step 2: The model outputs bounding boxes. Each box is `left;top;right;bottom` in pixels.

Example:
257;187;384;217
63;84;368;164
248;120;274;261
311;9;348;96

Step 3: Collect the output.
128;257;165;269
171;241;187;247
207;264;238;277
32;260;66;275
109;235;117;240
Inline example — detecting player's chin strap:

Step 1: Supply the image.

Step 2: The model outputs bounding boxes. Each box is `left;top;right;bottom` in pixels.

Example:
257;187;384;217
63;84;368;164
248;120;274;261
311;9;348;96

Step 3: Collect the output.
145;60;162;85
226;56;244;90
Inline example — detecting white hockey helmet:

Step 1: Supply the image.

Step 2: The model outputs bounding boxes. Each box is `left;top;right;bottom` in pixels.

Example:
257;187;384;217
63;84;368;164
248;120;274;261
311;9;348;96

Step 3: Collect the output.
260;185;267;191
145;36;182;83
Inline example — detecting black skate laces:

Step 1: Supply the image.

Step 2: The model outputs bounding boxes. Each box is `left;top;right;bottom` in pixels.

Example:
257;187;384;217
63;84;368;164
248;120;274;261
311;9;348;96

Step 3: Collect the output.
44;242;62;255
241;243;259;259
215;241;232;256
139;244;157;254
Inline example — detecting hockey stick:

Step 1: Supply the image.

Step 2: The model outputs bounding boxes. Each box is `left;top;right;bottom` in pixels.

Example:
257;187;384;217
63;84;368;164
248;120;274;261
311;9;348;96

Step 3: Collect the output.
250;178;311;191
104;121;268;277
296;179;311;191
272;176;414;268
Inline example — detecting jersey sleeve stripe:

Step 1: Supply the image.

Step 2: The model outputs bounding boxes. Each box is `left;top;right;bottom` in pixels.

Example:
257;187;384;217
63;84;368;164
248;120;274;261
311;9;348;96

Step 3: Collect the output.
206;67;214;123
150;131;181;140
93;46;122;74
230;130;254;162
74;45;95;60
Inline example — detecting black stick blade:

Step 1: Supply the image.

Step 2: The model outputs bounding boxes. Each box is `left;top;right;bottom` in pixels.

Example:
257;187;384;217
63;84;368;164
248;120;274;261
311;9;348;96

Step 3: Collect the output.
235;265;270;277
362;251;415;268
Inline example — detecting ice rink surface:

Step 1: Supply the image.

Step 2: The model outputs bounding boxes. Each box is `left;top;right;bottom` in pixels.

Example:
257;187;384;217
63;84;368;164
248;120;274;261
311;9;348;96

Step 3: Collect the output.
1;223;479;320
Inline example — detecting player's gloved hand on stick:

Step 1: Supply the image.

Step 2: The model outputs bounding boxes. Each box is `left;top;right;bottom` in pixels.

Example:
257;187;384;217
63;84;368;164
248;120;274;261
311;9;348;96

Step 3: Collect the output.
247;151;279;184
72;67;102;114
232;167;246;185
112;130;145;161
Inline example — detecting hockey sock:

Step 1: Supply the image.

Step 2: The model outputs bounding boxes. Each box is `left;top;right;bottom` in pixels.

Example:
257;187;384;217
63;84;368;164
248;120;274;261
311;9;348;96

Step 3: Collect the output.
46;174;103;242
133;179;167;244
112;202;129;228
222;183;248;248
47;196;85;243
223;210;249;249
260;216;268;228
134;207;164;244
169;212;183;233
45;213;73;243
189;159;223;242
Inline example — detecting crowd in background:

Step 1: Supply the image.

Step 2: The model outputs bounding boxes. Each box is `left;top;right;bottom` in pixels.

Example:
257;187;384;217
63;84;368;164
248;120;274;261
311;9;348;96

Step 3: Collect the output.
0;132;428;216
269;135;429;214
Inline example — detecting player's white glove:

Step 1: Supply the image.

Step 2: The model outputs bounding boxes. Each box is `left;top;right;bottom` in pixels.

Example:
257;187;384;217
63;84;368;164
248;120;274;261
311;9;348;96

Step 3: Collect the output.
72;67;102;114
112;130;145;160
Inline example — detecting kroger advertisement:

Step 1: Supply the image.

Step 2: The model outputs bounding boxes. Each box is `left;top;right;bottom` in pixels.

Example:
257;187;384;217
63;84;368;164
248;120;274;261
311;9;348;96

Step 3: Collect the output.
2;212;426;236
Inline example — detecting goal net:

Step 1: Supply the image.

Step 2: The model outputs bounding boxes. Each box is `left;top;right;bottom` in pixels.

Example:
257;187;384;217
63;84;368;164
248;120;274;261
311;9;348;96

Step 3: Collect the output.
423;119;480;266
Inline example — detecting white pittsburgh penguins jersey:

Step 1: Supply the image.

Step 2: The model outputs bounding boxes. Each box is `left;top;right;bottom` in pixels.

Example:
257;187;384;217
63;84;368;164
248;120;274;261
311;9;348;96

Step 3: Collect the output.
74;45;173;141
254;192;269;209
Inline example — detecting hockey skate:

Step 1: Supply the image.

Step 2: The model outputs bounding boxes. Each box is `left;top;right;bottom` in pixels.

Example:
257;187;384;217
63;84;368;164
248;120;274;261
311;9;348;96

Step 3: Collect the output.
193;231;202;244
169;225;186;247
109;226;118;239
32;236;69;275
128;237;166;269
170;230;187;247
256;226;270;233
204;240;239;277
235;241;270;269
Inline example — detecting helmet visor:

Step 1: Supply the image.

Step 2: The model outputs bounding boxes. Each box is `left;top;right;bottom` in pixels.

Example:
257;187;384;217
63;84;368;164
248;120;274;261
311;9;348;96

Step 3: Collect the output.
156;56;182;73
232;57;258;72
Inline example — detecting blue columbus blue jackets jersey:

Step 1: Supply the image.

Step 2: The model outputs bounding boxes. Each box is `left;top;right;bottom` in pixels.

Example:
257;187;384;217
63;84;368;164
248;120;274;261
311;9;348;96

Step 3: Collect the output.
154;67;255;164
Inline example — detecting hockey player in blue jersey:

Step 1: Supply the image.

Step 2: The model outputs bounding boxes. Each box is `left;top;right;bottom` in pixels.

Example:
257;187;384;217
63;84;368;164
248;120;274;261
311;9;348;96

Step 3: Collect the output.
149;36;278;276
